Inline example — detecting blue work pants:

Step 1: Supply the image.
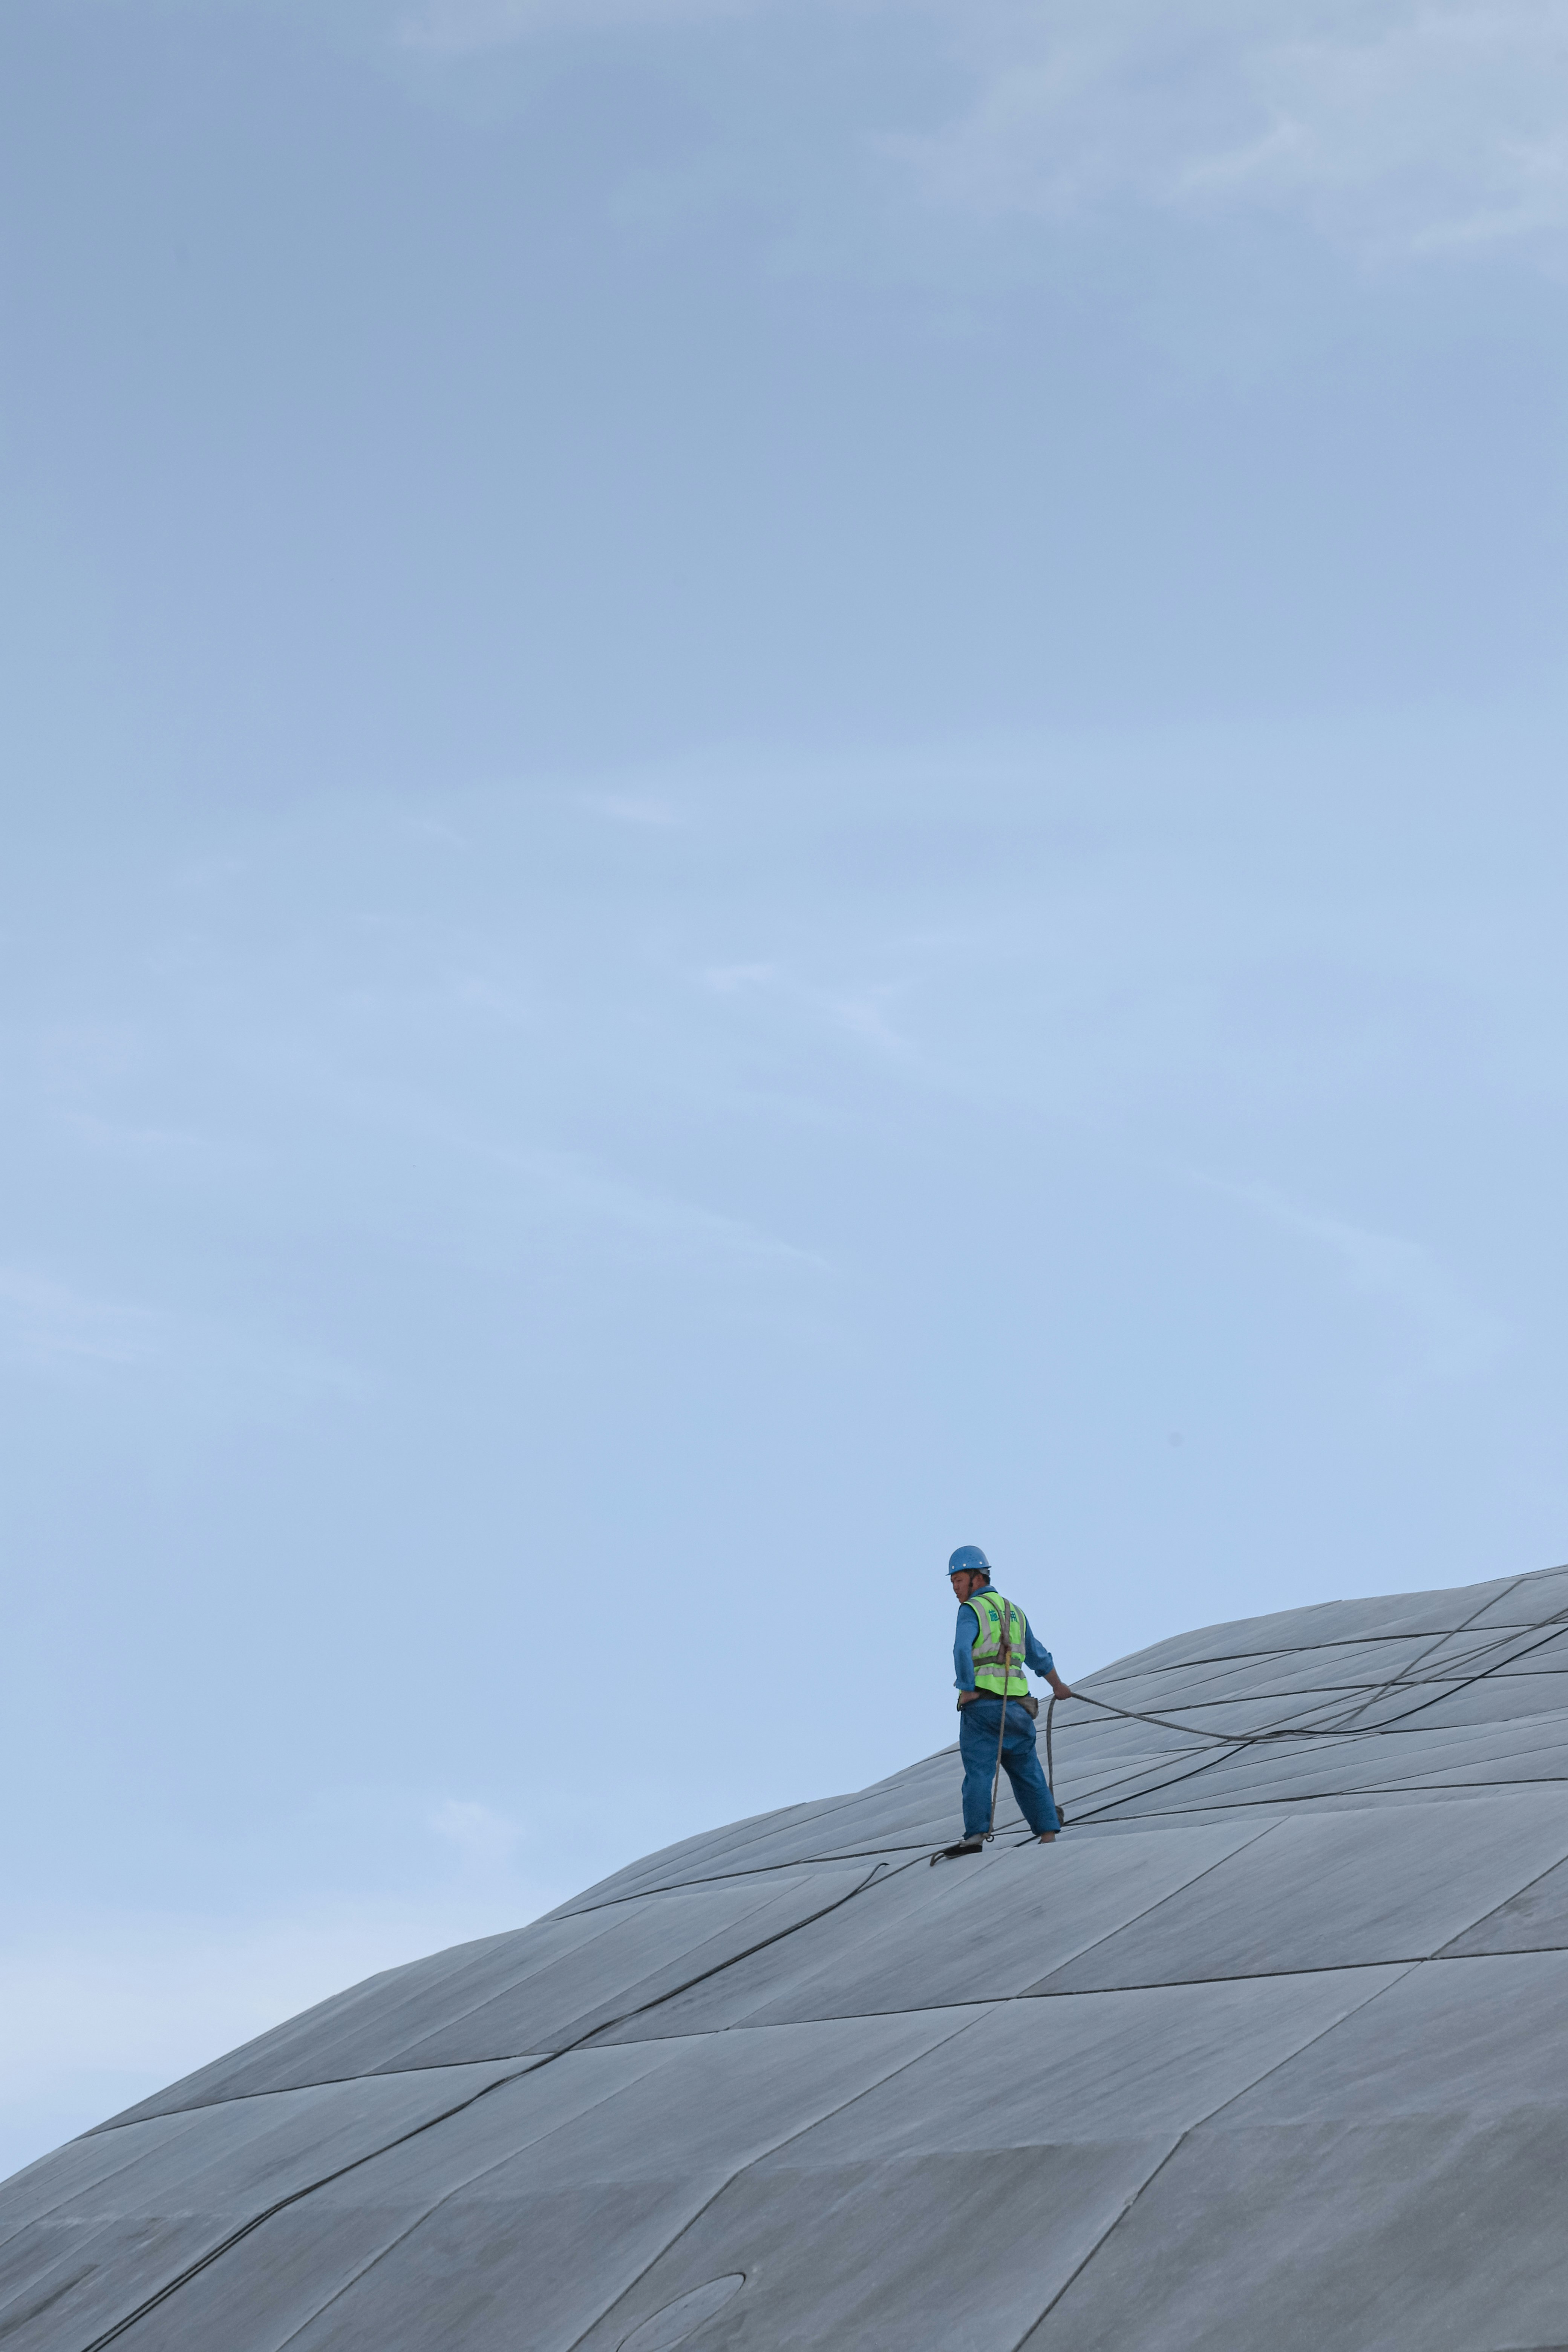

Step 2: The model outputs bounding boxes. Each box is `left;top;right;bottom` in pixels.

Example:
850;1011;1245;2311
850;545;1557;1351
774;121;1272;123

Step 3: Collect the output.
958;1697;1061;1838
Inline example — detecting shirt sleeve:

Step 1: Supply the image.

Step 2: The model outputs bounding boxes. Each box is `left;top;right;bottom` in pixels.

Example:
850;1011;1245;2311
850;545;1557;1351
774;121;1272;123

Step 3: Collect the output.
953;1603;980;1691
1022;1615;1055;1677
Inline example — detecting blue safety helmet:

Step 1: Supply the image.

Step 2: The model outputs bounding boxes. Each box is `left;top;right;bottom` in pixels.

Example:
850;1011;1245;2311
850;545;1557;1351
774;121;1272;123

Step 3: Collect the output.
947;1545;991;1579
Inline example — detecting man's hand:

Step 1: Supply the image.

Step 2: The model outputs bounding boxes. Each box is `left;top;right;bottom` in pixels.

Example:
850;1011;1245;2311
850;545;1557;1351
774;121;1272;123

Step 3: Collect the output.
1046;1672;1074;1700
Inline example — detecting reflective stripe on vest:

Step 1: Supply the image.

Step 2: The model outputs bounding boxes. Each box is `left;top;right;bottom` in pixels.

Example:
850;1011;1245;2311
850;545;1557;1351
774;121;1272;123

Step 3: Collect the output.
968;1587;1030;1697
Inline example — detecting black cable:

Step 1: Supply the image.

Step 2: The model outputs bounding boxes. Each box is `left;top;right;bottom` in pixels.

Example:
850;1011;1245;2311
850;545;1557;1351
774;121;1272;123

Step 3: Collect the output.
1056;1598;1568;1826
74;1855;920;2352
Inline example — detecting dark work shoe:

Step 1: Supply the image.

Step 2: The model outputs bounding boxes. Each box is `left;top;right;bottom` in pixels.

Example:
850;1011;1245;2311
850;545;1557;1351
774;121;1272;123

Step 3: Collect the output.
930;1836;986;1864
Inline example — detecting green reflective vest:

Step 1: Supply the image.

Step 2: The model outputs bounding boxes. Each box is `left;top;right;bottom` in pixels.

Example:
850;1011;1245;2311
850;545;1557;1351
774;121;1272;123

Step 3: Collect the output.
968;1587;1030;1698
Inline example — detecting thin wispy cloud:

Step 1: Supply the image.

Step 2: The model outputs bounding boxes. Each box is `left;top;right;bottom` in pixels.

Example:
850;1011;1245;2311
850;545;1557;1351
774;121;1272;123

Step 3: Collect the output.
0;1262;370;1416
428;1798;524;1869
1198;1175;1510;1383
400;0;760;49
888;0;1568;260
701;960;916;1058
56;1110;241;1170
402;0;1568;264
0;1266;161;1370
578;791;691;829
484;1139;831;1267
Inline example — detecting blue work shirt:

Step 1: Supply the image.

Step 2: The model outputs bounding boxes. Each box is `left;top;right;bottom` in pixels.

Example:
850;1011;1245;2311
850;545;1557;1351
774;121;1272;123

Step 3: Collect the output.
954;1591;1055;1693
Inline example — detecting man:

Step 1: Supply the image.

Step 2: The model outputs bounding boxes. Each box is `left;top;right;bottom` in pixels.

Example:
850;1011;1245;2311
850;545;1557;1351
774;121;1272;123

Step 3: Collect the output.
946;1544;1073;1854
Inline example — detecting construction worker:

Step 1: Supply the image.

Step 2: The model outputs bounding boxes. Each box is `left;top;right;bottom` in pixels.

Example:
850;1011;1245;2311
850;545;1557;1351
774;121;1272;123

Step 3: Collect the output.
946;1544;1073;1853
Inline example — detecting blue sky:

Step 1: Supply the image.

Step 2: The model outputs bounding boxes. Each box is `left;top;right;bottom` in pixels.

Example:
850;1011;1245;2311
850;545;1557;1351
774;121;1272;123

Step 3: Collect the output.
2;0;1566;2173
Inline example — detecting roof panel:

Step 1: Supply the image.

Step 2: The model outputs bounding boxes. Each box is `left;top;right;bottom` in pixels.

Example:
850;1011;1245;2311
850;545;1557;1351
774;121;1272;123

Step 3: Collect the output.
10;1566;1568;2352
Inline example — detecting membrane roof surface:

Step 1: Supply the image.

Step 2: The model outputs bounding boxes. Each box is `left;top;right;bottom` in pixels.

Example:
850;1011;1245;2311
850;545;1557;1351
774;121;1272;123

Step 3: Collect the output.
7;1563;1568;2350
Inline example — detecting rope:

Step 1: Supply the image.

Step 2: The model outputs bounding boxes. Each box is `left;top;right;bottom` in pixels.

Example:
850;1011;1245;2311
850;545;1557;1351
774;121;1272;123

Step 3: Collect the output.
1072;1597;1568;1750
1050;1600;1568;1827
985;1604;1015;1839
1042;1663;1486;1839
1068;1691;1370;1745
971;1580;1568;1850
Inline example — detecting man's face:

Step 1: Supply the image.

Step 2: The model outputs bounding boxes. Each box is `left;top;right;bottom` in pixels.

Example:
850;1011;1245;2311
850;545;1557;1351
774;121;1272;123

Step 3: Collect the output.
950;1570;985;1604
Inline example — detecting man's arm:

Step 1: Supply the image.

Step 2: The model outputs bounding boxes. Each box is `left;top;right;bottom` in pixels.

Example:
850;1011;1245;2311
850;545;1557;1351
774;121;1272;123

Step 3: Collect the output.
1023;1617;1073;1699
953;1602;980;1692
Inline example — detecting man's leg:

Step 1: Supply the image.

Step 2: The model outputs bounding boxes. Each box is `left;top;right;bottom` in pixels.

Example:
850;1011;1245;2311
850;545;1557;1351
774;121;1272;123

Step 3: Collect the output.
1001;1709;1062;1837
957;1701;1006;1838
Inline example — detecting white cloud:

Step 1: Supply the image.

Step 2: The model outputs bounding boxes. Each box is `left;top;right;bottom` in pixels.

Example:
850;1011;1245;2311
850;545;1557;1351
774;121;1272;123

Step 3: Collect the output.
400;0;758;49
401;0;1568;263
701;960;915;1057
428;1798;524;1868
0;1260;370;1415
578;791;690;828
423;1125;830;1271
0;1266;161;1370
1200;1175;1510;1382
884;0;1568;260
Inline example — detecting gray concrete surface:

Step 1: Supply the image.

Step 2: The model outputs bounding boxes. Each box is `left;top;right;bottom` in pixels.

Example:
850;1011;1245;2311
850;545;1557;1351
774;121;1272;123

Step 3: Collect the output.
6;1562;1568;2350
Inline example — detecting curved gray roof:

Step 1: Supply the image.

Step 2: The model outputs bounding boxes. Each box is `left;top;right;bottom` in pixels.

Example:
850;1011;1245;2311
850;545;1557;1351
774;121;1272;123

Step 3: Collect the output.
6;1563;1568;2350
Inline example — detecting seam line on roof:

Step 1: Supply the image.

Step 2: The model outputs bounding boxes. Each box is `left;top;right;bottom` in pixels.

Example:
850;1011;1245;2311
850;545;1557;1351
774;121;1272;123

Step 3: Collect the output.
554;1868;895;2055
1311;1608;1568;1743
1077;1622;1562;1757
1024;1954;1555;1995
584;1958;1468;2040
1087;1630;1496;1685
548;1799;849;1908
1066;1718;1568;1796
584;1830;1271;2046
84;1922;622;2139
581;1606;1568;1906
174;1945;1568;2082
1168;1960;1420;2132
1043;1564;1568;1697
1085;1596;1568;1687
1065;1730;1263;1822
107;1869;897;2130
564;1768;961;1907
1086;1661;1568;1718
1433;1846;1568;1954
71;2061;545;2352
573;1740;1568;1893
589;1760;1568;1858
1333;1613;1568;1741
262;2045;697;2352
1006;2129;1190;2349
67;1860;916;2351
1003;1821;1280;1987
380;1875;834;2070
1071;1733;1568;1792
1062;1610;1568;1823
557;1853;896;1915
1165;1718;1568;1776
1075;1775;1568;1823
564;1821;1070;1905
1006;1960;1421;2349
1307;1580;1537;1734
547;1861;960;2352
554;2000;983;2352
1138;1720;1568;1789
587;1628;1568;1906
557;2001;988;2352
0;2104;217;2263
79;2056;546;2127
